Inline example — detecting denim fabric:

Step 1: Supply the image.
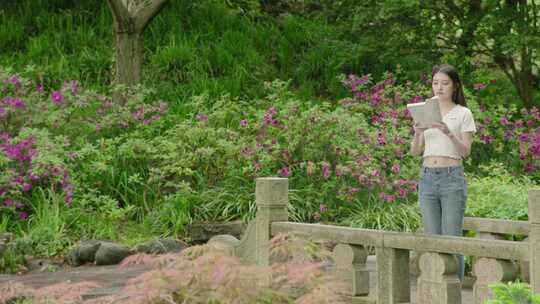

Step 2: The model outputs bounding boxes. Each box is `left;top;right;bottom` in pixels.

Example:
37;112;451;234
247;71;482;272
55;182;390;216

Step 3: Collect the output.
418;165;467;281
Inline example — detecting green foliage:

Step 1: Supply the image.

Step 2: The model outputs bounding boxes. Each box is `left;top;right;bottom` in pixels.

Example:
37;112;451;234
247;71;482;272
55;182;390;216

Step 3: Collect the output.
487;281;540;304
466;163;533;220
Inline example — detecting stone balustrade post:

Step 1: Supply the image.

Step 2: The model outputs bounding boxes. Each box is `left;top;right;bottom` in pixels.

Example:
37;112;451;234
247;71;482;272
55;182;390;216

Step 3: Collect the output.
333;243;369;297
417;252;461;304
376;247;410;304
255;177;289;267
472;258;517;304
529;189;540;293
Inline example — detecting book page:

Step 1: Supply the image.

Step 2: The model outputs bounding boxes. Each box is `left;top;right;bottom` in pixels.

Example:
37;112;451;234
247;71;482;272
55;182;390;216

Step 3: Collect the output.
406;97;442;127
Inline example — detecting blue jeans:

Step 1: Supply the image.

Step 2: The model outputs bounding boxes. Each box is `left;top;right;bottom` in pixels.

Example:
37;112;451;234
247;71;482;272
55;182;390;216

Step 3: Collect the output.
418;166;467;281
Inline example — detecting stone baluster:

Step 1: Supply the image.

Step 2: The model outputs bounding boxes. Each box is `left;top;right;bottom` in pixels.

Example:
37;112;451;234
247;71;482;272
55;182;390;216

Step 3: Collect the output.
529;189;540;293
376;247;410;304
472;258;517;304
255;177;289;267
417;252;461;304
333;243;369;298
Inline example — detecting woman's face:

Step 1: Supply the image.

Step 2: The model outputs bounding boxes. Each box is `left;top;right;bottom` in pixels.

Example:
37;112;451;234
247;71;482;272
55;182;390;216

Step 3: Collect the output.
432;72;455;102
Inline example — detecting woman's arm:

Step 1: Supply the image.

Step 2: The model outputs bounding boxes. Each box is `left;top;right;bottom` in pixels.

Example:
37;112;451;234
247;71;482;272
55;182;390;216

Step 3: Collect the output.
410;124;426;156
447;131;473;158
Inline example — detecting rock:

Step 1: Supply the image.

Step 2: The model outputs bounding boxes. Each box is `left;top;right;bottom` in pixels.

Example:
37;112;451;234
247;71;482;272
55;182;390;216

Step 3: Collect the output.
66;240;102;266
134;239;188;254
207;235;240;255
187;221;246;242
0;233;14;243
0;243;6;258
94;242;132;265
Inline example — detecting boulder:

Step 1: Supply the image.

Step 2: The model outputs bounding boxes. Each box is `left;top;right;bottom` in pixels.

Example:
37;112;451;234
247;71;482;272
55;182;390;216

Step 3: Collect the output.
134;239;188;254
66;240;101;266
94;242;132;265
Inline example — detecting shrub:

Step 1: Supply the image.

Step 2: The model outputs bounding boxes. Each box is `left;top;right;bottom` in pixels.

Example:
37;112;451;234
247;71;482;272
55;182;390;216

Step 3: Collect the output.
486;281;540;304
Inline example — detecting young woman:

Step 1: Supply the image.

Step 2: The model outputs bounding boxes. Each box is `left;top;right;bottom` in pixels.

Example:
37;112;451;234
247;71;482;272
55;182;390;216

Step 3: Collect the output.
410;64;476;281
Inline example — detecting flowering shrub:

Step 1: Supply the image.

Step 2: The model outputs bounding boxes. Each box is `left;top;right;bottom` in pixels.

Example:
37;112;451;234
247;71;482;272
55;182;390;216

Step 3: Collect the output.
0;68;168;225
472;82;540;178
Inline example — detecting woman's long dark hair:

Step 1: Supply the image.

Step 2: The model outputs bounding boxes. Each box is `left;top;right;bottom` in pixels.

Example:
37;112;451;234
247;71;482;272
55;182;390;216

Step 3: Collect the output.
432;64;467;107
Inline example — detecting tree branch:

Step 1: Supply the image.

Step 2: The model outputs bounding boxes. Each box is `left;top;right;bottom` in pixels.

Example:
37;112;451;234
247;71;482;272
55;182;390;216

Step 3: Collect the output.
134;0;168;32
107;0;131;26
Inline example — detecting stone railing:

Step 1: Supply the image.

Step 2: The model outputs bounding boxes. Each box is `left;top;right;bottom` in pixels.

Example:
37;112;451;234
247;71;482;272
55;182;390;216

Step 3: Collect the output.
208;178;540;304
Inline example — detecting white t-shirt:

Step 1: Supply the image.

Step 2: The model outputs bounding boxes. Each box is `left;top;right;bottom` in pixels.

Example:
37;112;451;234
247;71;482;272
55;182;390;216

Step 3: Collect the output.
423;104;476;160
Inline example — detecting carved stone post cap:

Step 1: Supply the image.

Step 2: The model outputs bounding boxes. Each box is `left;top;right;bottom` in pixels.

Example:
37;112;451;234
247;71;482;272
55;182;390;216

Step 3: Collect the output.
473;258;517;283
419;252;458;276
333;244;367;266
256;177;288;207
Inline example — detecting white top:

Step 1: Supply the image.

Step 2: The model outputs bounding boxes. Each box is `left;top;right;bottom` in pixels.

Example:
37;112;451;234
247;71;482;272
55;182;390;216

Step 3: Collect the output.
423;105;476;160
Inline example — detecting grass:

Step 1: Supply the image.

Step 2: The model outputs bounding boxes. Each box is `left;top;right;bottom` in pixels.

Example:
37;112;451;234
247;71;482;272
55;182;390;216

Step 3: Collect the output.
0;0;363;114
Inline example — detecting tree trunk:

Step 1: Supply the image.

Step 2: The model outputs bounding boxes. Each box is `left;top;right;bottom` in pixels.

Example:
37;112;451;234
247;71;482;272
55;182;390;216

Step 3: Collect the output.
115;31;144;86
107;0;168;88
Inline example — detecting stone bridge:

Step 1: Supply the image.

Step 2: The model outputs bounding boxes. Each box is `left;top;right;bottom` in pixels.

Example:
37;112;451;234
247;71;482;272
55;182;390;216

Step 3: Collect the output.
209;177;540;304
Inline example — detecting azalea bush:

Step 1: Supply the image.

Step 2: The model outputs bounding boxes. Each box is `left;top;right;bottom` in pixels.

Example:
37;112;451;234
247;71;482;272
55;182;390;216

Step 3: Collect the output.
472;80;540;179
0;67;168;227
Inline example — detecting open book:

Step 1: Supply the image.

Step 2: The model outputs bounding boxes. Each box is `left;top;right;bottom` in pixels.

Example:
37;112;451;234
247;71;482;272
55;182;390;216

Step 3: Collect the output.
406;97;442;127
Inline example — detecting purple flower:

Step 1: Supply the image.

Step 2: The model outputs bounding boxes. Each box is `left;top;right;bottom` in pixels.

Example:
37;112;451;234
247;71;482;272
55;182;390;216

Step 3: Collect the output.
51;91;64;105
70;81;79;96
18;211;28;220
241;147;255;156
3;198;14;206
10;76;21;88
391;164;401;174
519;133;530;143
500;117;509;125
319;204;328;213
240;119;248;127
369;94;382;107
22;183;31;192
377;133;386;145
398;188;408;198
280;167;290;177
196;113;208;122
0;107;6;119
322;162;331;179
252;161;262;172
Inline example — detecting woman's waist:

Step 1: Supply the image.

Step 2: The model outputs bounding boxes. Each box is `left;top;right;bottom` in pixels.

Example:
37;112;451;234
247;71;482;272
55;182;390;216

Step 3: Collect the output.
422;156;462;168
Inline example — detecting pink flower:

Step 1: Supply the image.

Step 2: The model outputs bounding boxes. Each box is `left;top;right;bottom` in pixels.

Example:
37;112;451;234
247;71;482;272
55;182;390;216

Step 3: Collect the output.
22;183;31;192
280;167;290;177
322;162;331;179
3;198;14;206
253;161;262;172
391;164;401;174
51;91;64;105
10;76;21;88
240;119;248;127
197;113;208;122
18;211;28;220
